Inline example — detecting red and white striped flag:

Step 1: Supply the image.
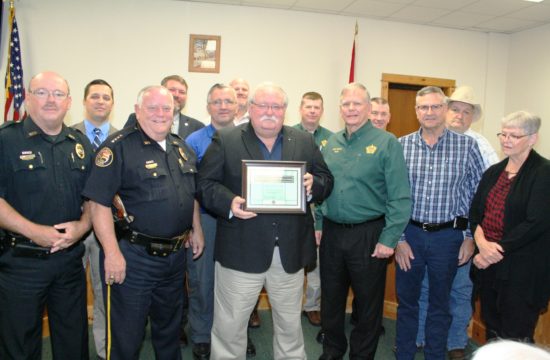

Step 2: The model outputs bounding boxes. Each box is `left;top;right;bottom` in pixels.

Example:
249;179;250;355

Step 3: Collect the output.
4;2;26;122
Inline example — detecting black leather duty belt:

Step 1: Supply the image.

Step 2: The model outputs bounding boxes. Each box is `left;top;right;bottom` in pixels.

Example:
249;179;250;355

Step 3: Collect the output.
122;229;191;257
326;215;385;229
409;217;468;232
1;232;51;259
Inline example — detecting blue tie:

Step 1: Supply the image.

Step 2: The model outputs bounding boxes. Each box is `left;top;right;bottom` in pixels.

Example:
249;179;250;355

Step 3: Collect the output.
92;128;102;150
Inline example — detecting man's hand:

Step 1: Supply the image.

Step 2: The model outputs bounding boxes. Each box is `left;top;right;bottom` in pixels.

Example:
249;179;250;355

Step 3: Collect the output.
104;249;126;285
25;223;66;249
187;228;205;260
458;237;475;266
304;172;313;197
230;196;257;220
372;243;394;258
49;220;89;253
315;230;322;246
395;241;415;271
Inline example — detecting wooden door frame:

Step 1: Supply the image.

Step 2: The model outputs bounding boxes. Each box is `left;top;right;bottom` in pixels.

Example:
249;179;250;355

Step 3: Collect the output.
381;73;456;99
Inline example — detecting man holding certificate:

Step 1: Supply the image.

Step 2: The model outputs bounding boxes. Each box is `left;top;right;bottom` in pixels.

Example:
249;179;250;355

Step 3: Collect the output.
197;82;334;360
318;83;411;360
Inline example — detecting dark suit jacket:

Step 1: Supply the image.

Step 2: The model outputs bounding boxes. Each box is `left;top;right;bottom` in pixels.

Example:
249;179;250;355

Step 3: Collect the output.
197;123;333;274
470;150;550;309
124;112;204;140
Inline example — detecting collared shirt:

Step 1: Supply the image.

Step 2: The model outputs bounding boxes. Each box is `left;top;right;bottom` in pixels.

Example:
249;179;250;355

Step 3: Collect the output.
399;128;484;238
258;133;283;161
321;121;411;247
83;119;111;145
293;123;333;149
0;117;92;225
464;128;499;169
186;124;217;163
82;126;197;238
234;112;250;126
172;113;180;134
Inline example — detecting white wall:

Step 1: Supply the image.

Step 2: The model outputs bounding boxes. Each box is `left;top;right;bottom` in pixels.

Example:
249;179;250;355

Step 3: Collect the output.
1;0;512;150
506;23;550;157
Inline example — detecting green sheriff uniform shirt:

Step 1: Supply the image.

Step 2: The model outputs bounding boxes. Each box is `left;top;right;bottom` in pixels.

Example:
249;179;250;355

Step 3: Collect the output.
320;121;411;248
293;123;333;149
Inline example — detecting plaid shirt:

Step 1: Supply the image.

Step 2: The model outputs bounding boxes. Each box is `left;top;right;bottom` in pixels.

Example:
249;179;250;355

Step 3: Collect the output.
399;128;484;238
480;170;513;242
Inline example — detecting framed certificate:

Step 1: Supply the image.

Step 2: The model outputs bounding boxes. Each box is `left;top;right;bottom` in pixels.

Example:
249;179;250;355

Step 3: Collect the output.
242;160;306;214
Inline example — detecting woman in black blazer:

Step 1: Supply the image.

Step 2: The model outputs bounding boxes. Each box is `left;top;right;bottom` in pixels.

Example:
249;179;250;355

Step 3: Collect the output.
470;110;550;343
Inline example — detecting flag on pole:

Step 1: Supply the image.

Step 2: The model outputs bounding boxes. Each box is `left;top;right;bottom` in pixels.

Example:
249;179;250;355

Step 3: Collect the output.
4;2;26;122
348;21;358;83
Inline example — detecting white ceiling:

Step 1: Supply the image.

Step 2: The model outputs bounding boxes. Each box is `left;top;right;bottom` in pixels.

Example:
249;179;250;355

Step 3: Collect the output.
181;0;550;33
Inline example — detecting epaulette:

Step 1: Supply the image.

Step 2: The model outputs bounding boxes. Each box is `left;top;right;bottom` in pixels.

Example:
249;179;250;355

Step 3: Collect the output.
0;121;18;130
107;126;137;145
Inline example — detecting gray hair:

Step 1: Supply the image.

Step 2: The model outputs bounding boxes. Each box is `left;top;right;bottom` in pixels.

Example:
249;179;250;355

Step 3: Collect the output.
206;83;236;104
249;82;288;107
416;86;447;104
136;85;173;107
340;82;371;104
501;110;541;135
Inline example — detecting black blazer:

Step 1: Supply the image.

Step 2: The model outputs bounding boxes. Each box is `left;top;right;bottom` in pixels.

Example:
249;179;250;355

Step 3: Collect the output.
470;150;550;309
197;123;334;274
124;112;204;140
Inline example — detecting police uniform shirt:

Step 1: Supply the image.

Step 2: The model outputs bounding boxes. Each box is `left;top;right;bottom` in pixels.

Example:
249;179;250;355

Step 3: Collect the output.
82;126;197;238
0;118;93;225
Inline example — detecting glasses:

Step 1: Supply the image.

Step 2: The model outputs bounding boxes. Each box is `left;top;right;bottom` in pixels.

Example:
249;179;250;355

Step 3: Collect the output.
251;102;285;112
29;88;69;100
416;104;445;112
497;132;532;141
209;99;236;107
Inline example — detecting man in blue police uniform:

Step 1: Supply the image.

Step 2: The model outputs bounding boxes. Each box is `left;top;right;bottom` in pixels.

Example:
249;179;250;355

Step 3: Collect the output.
0;71;93;359
83;85;204;360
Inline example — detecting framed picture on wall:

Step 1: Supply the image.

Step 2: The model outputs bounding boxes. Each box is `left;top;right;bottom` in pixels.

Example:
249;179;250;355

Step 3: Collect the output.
188;34;221;73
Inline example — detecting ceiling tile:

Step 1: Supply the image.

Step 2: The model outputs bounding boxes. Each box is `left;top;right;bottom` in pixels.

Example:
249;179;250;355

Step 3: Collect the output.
293;0;355;12
242;0;295;8
460;0;532;16
341;0;405;17
431;11;494;28
508;3;550;21
474;16;541;32
388;5;451;23
411;0;478;11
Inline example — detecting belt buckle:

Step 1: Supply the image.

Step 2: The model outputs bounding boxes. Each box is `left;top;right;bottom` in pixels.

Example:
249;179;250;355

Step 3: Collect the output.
422;223;429;231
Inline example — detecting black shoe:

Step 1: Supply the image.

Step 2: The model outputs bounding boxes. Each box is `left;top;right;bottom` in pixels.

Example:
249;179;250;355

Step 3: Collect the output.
246;336;256;357
179;330;188;348
316;329;325;345
192;343;211;360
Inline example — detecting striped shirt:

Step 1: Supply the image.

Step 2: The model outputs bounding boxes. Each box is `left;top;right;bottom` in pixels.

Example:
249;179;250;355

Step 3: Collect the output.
399;128;484;238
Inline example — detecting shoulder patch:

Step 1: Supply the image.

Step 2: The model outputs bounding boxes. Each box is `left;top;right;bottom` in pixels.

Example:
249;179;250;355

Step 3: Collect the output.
95;147;114;167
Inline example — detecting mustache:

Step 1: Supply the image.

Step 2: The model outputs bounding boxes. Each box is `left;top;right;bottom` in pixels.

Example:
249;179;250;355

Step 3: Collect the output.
260;115;279;122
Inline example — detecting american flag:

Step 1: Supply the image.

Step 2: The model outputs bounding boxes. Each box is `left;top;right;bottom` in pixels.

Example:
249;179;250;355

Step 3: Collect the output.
4;4;26;122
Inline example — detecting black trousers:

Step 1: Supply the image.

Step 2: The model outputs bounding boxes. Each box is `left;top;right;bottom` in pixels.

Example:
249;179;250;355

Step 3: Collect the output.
102;240;186;360
0;244;88;360
478;266;541;343
320;217;387;360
